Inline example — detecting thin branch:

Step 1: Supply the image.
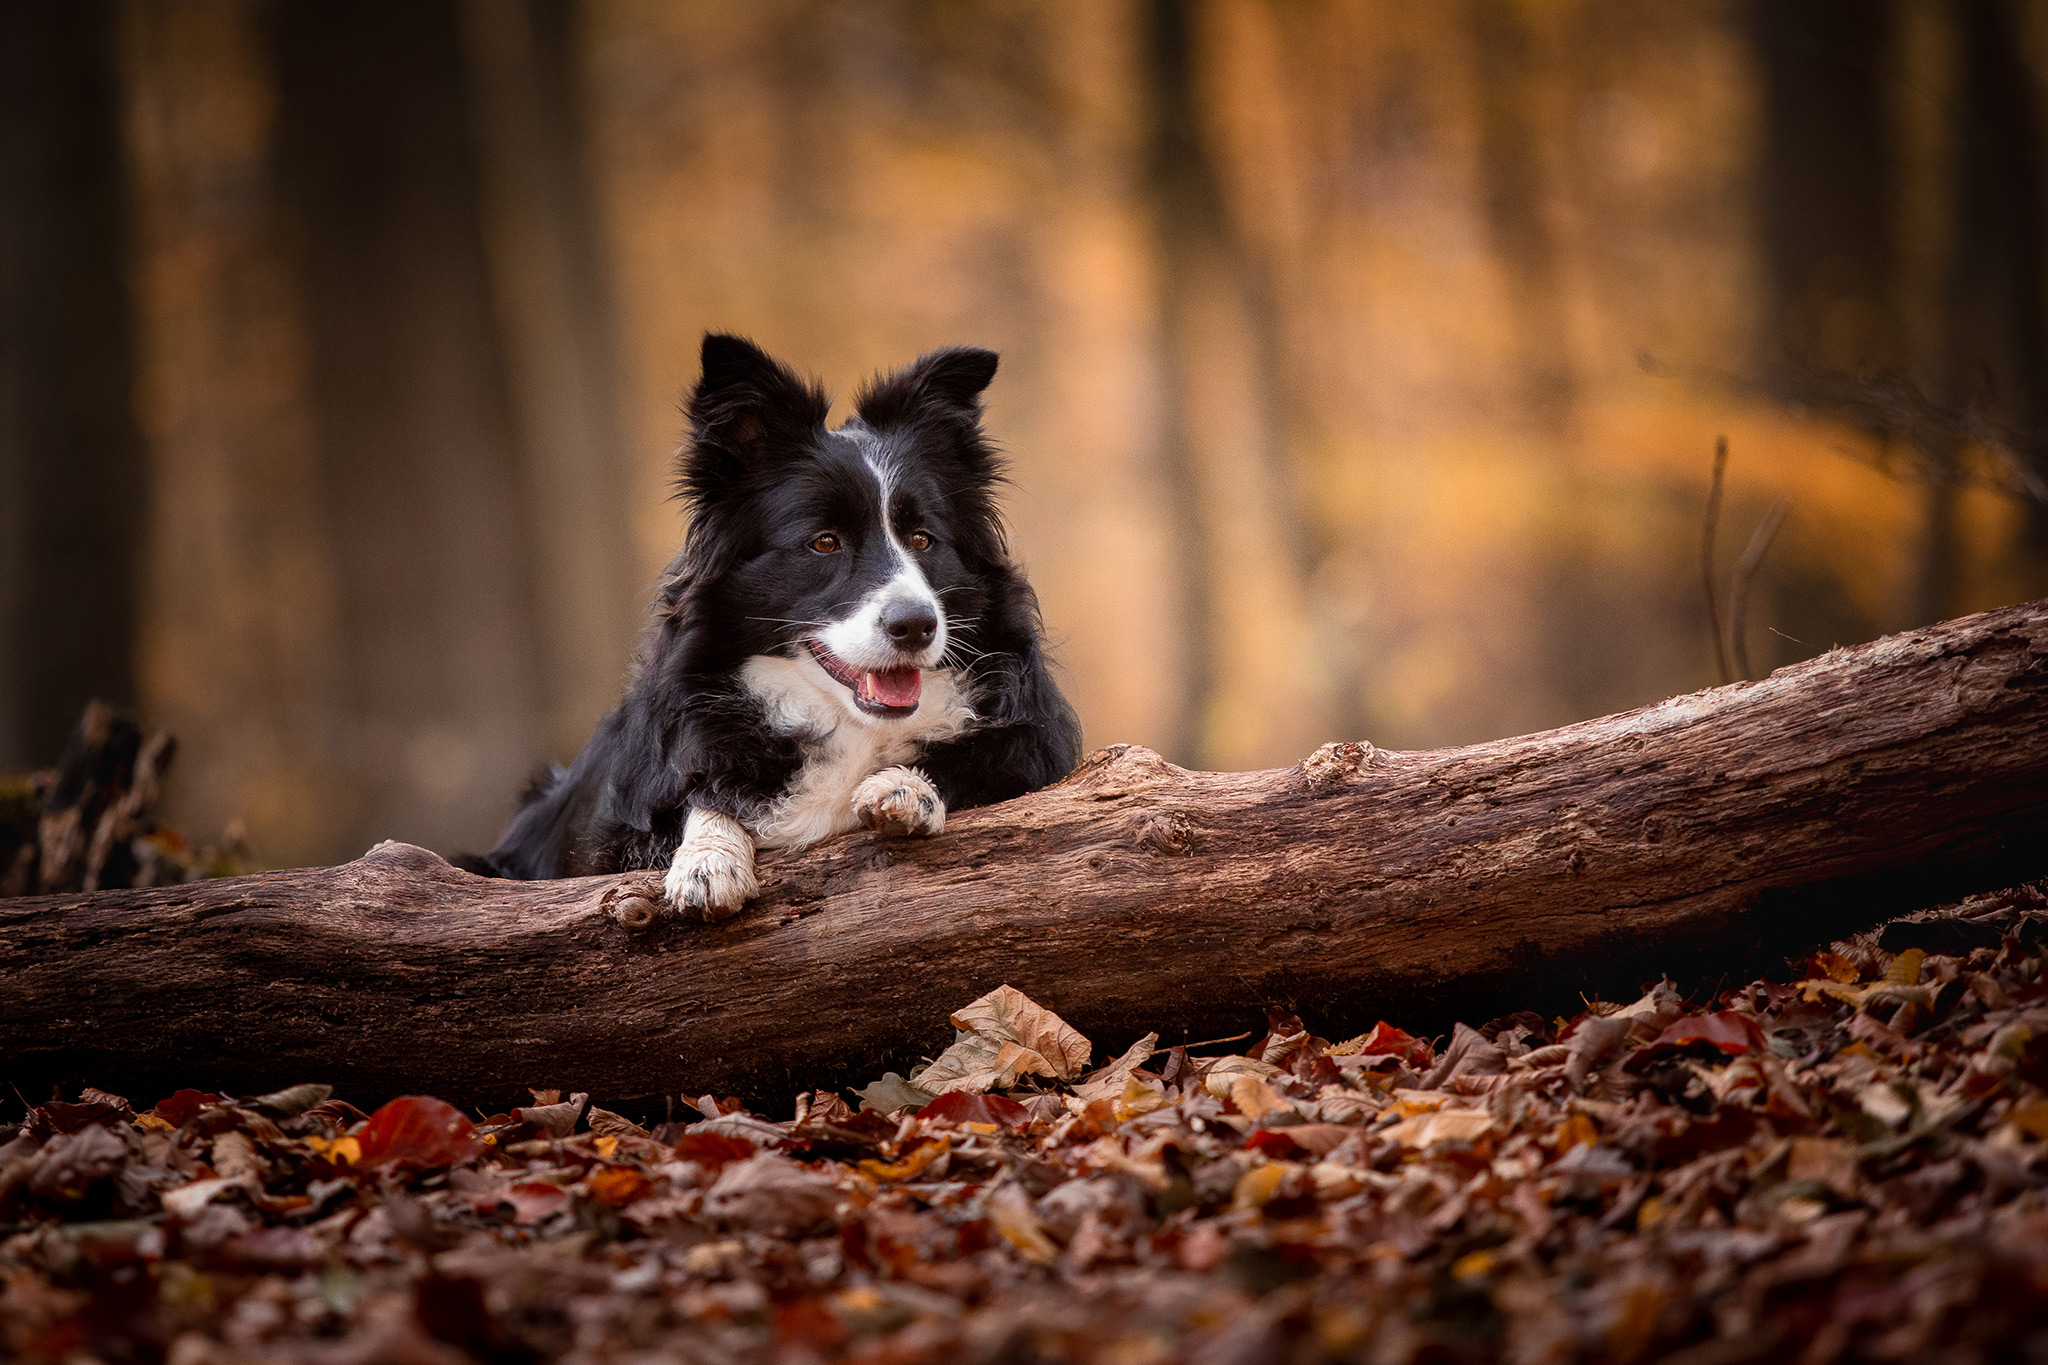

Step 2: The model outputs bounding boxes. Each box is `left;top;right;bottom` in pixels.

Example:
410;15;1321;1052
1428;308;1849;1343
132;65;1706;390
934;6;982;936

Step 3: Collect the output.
1730;499;1791;681
1702;436;1733;684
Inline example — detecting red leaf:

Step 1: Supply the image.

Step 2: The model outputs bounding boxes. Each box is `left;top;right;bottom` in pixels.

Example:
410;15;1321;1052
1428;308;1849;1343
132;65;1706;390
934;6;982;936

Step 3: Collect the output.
1244;1128;1309;1158
673;1132;756;1170
36;1100;127;1134
918;1091;1032;1130
355;1095;483;1170
1649;1011;1766;1056
504;1181;571;1223
1350;1021;1432;1066
777;1297;847;1350
152;1090;220;1127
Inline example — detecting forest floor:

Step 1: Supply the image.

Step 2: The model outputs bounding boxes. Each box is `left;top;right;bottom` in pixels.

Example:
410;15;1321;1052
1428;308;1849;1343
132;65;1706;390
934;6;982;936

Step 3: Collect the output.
5;882;2048;1365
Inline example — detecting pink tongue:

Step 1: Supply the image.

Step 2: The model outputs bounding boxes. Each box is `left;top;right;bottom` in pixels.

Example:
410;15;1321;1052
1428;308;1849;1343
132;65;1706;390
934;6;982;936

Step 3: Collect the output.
861;667;922;708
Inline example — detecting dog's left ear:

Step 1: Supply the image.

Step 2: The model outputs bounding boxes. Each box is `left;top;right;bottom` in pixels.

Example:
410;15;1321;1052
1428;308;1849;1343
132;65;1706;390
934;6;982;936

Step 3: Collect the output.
855;347;1000;436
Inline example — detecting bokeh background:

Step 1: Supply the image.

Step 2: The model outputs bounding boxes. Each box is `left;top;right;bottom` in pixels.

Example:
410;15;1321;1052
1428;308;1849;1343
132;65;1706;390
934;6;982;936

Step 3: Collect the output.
5;0;2047;871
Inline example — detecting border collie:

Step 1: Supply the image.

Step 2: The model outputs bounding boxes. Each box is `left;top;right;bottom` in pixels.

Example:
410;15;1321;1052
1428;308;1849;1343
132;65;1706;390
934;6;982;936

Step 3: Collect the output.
465;334;1082;919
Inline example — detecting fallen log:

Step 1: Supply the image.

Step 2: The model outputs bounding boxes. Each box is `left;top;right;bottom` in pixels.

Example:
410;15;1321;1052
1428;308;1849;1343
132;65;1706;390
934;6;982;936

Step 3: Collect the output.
3;600;2046;1113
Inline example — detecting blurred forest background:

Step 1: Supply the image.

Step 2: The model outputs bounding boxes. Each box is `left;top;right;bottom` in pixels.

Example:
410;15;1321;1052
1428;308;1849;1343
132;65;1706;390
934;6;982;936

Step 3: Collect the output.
4;0;2047;871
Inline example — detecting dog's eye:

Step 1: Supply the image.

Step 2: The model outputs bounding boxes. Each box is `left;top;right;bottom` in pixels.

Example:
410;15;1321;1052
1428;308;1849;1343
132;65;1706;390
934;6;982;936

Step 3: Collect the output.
907;530;933;552
808;533;840;554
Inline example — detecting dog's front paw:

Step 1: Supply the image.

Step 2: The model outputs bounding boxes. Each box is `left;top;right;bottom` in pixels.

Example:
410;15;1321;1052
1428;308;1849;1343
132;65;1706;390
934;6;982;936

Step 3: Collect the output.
663;846;757;921
664;808;760;921
852;766;945;837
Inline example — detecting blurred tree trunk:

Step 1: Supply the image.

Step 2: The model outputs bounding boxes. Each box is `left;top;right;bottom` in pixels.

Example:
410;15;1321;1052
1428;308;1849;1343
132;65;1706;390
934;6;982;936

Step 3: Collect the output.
0;2;144;772
1888;0;1963;627
270;0;554;862
458;0;641;761
1754;2;1895;373
1755;0;2048;625
1141;0;1220;768
1945;0;2048;571
1143;0;1333;771
1469;0;1575;434
117;0;347;866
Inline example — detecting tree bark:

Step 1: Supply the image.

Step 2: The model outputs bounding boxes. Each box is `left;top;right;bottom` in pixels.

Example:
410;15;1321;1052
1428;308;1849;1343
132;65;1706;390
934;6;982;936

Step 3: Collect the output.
4;600;2045;1116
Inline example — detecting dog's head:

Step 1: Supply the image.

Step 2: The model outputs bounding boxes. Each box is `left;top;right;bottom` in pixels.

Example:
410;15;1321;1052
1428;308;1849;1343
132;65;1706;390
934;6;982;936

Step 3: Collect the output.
675;333;1010;721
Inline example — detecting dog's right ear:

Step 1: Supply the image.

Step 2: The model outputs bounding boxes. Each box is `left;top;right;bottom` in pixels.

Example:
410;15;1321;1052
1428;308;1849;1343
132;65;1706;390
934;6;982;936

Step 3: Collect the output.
680;333;829;505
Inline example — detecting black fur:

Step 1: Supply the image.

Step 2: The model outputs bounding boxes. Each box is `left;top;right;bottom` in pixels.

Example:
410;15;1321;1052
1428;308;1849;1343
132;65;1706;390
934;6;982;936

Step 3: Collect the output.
473;334;1082;880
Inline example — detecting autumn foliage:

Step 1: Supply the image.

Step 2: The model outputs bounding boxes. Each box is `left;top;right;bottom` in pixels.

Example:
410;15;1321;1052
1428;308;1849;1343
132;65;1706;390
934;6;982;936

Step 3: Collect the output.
4;888;2048;1363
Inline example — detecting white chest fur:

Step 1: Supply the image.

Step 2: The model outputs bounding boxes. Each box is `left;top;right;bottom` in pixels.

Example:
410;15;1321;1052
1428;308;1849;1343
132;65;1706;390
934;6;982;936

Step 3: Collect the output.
736;654;975;848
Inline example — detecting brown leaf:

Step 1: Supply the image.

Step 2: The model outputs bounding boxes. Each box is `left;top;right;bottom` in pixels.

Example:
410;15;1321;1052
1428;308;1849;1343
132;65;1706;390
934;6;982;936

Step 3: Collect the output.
915;1033;1005;1094
983;1182;1058;1264
1786;1137;1864;1200
1565;1015;1634;1091
587;1107;650;1139
919;1091;1032;1130
1382;1107;1494;1149
1197;1054;1285;1099
514;1092;590;1138
209;1130;264;1181
703;1153;839;1235
1421;1023;1508;1089
947;985;1092;1081
245;1083;332;1117
853;1072;937;1113
1229;1075;1294;1123
1073;1032;1158;1103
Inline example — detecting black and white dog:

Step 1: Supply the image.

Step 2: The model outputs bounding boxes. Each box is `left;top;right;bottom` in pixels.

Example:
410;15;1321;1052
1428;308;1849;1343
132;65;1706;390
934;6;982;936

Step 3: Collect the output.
467;334;1081;918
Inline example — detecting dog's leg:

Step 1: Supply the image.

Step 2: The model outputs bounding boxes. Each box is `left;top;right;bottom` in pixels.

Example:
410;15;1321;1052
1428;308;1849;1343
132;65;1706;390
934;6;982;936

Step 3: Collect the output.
851;766;946;837
663;808;759;921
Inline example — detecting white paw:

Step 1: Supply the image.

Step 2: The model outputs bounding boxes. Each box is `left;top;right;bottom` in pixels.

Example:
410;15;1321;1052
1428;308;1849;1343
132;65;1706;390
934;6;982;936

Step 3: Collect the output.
852;766;945;837
664;846;757;920
664;809;759;921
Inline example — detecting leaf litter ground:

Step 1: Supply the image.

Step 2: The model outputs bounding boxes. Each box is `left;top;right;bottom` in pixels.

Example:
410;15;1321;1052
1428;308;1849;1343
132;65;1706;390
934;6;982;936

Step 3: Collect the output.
6;885;2048;1364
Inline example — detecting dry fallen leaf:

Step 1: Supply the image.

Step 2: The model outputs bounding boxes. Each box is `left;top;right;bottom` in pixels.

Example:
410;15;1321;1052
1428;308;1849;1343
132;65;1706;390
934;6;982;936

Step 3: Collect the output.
702;1153;839;1235
1382;1106;1494;1149
853;1071;937;1114
1073;1031;1158;1103
983;1182;1058;1264
920;985;1092;1093
354;1095;482;1170
915;985;1092;1094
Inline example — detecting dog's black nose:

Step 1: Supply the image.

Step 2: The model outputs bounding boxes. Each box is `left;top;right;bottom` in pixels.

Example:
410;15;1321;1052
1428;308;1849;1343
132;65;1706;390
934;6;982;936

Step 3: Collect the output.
882;600;938;651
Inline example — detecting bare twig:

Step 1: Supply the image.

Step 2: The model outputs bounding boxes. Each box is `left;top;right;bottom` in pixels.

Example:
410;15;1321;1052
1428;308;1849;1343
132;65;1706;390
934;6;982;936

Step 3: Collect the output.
1636;355;2048;506
1176;1031;1254;1052
1702;436;1733;684
1730;499;1791;682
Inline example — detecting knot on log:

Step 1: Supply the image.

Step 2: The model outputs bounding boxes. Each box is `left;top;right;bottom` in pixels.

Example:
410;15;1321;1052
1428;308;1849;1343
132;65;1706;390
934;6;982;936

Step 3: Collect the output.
601;877;665;933
1302;740;1381;792
1073;744;1184;801
1133;811;1193;856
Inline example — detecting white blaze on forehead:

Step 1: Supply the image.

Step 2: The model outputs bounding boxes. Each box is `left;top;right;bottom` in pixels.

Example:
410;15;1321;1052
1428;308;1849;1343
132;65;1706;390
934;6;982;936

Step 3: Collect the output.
816;426;946;671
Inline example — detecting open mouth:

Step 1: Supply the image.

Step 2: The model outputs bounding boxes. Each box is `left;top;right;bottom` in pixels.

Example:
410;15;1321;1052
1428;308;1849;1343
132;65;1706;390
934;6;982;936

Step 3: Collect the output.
806;641;922;715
